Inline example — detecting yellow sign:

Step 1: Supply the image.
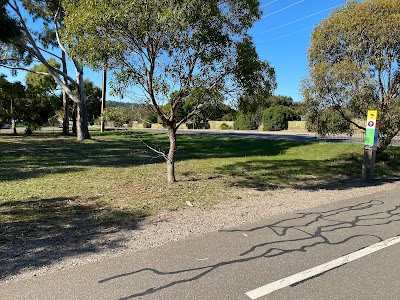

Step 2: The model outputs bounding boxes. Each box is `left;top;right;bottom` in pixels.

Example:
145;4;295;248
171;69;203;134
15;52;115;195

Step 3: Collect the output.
367;110;378;121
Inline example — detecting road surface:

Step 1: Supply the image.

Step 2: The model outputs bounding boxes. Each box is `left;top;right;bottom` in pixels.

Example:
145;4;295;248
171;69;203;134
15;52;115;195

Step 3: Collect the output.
2;185;400;300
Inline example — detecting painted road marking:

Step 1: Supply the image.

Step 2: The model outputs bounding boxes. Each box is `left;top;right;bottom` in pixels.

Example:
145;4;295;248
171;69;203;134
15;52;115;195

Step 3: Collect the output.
246;235;400;299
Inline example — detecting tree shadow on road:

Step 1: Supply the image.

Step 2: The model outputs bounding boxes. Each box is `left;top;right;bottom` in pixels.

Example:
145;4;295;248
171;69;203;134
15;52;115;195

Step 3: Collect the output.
0;196;147;281
97;196;400;299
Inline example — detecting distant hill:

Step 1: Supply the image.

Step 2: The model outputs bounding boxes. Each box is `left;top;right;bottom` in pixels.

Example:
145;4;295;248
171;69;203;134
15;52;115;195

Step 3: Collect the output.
107;100;134;108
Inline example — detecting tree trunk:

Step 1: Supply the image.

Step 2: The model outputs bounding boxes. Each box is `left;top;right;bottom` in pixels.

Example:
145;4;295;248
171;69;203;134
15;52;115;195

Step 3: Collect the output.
75;67;90;141
72;103;77;134
11;99;17;135
62;51;69;135
166;126;177;183
12;119;17;135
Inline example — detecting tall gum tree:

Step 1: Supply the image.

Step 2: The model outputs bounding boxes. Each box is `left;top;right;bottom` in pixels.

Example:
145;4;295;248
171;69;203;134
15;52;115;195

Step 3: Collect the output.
303;0;400;151
0;0;90;140
64;0;275;183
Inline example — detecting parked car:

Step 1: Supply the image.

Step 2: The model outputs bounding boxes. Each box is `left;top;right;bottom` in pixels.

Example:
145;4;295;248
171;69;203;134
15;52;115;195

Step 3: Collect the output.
1;124;11;129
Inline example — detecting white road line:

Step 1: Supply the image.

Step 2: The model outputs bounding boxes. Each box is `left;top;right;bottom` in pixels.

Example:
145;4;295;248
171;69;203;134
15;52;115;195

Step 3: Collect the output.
246;235;400;299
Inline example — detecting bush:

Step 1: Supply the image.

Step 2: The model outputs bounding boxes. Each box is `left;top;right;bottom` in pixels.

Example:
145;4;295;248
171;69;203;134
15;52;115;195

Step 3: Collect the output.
24;125;33;135
234;112;259;130
220;123;232;130
263;105;299;131
306;107;352;135
221;111;236;121
144;114;157;128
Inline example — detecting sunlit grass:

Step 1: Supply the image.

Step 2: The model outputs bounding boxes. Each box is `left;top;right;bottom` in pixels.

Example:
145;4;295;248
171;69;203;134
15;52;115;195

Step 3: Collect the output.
1;130;399;233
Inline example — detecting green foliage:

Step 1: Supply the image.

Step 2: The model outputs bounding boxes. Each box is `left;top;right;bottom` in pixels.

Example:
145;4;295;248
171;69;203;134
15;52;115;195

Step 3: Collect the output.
25;60;60;93
306;107;351;135
64;0;274;182
2;0;91;140
0;76;25;127
83;80;102;124
235;37;276;112
63;0;272;128
234;111;259;130
102;107;131;127
0;2;22;43
221;110;237;121
24;62;62;129
220;123;232;130
263;105;299;131
144;114;157;128
303;0;400;150
265;95;294;108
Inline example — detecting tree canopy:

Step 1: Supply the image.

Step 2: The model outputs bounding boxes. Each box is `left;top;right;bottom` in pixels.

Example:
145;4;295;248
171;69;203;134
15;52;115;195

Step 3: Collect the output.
303;0;400;150
1;0;90;140
64;0;274;182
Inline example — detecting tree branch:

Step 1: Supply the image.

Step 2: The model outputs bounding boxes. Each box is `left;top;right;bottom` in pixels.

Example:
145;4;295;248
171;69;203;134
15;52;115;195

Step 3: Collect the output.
140;139;168;161
0;65;50;76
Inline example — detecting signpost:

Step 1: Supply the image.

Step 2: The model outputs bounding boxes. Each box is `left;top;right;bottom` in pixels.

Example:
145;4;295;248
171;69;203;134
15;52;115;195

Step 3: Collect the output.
362;110;379;181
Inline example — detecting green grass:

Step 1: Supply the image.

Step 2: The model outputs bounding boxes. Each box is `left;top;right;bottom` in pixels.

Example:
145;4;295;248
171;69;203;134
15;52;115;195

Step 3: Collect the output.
1;130;400;242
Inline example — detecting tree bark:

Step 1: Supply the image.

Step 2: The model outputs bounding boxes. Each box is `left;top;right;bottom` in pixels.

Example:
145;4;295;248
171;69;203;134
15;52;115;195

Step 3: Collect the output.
12;119;17;135
62;51;69;135
72;105;77;134
166;126;177;183
75;67;91;141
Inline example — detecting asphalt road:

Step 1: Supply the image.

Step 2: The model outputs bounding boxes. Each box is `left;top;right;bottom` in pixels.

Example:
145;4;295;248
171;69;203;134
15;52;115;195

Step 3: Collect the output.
2;185;400;300
0;126;372;144
178;129;319;142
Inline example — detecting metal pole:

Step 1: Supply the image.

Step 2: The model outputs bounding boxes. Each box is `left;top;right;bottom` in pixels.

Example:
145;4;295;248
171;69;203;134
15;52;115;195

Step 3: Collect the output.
361;147;376;182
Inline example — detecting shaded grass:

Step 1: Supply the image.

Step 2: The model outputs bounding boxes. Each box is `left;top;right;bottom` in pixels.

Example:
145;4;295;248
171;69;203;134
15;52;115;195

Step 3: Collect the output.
1;130;400;278
1;131;400;211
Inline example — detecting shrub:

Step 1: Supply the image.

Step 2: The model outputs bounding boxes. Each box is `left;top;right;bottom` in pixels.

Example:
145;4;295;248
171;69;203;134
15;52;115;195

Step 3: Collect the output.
144;114;157;128
306;107;352;135
221;111;236;121
220;123;232;130
234;112;259;130
263;105;299;131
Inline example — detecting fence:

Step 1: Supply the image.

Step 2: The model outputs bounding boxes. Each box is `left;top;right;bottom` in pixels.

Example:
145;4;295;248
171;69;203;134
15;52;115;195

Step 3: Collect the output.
316;133;400;146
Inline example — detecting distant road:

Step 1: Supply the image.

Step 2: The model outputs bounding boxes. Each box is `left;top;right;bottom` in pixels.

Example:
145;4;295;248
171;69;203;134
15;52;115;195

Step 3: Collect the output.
3;126;399;146
176;129;319;143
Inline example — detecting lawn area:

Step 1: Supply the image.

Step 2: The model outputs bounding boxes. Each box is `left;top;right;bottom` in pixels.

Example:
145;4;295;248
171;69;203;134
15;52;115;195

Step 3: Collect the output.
1;130;400;243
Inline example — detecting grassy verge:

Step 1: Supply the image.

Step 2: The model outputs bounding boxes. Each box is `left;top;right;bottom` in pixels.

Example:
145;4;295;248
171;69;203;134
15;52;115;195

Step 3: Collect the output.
1;130;399;238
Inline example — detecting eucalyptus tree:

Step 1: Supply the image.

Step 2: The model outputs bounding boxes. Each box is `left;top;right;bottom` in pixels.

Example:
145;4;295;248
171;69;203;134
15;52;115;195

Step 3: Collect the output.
24;60;62;129
0;0;90;140
64;0;275;183
0;75;25;134
303;0;400;150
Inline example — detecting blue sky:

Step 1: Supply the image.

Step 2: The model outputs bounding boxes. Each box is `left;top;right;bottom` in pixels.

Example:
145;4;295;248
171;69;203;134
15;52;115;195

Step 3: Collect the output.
252;0;346;101
1;0;346;103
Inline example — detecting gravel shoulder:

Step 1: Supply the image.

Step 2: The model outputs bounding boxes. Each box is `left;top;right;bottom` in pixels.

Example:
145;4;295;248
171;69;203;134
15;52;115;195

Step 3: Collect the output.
2;179;399;283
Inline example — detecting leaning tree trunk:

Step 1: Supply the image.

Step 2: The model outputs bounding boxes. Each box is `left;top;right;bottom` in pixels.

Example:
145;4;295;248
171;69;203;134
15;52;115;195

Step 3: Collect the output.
166;126;177;183
75;67;90;141
62;51;69;135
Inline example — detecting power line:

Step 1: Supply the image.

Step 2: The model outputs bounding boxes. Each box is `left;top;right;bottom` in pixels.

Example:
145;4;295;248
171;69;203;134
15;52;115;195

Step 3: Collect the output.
262;0;305;18
258;26;314;45
269;26;314;41
260;4;343;34
260;0;280;8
